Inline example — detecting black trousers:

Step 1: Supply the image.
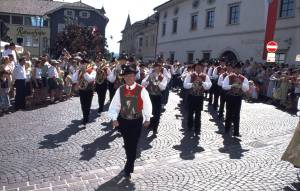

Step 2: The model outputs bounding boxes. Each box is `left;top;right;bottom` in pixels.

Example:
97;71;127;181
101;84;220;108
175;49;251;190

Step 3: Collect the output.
225;95;242;135
108;82;115;102
15;79;26;110
95;81;107;112
213;85;222;110
118;117;143;174
79;90;94;123
150;94;162;131
187;95;203;133
218;90;227;117
162;83;170;105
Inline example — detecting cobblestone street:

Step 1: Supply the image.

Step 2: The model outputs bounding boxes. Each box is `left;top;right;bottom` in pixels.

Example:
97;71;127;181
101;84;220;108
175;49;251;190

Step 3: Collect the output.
0;92;299;191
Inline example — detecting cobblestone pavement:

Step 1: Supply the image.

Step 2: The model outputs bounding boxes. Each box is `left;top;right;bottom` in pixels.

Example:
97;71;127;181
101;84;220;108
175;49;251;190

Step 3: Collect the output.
0;91;299;191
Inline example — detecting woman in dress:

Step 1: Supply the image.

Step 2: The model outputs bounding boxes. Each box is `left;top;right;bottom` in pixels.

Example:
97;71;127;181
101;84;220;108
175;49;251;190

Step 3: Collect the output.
282;97;300;181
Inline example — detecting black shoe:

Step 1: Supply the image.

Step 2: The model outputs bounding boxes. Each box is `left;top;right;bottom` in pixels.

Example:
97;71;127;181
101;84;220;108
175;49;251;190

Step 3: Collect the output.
195;131;200;136
153;129;158;135
233;133;241;137
122;171;131;179
98;108;103;114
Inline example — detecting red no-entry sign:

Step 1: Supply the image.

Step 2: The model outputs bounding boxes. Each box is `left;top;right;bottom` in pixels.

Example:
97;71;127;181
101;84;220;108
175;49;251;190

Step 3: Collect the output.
266;41;278;53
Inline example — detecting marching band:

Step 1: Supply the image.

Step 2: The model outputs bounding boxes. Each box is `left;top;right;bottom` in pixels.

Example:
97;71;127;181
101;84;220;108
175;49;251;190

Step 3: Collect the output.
51;49;252;179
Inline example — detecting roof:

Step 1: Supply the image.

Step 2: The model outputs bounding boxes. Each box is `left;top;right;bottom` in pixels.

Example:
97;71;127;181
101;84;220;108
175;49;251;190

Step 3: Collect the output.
0;0;66;16
0;0;108;20
154;0;183;11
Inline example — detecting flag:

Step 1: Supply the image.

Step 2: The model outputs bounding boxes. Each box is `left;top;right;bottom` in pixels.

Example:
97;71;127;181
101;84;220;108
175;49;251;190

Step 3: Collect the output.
262;0;279;60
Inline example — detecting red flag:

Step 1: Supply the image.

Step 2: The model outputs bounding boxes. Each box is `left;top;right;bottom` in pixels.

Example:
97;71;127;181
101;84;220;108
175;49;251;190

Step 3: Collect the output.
262;0;279;60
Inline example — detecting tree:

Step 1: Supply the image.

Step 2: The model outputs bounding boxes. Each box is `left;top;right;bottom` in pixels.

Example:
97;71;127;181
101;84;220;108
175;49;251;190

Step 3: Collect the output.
0;19;12;42
54;23;108;58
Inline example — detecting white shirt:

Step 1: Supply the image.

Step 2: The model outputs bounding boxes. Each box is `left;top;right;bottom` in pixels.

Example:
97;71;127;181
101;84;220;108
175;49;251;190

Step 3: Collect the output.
141;72;168;91
35;68;42;79
2;49;11;57
297;98;300;116
212;67;220;80
218;73;227;87
48;66;59;78
207;67;214;78
183;73;212;90
12;63;26;81
72;70;96;83
108;82;153;122
222;74;249;92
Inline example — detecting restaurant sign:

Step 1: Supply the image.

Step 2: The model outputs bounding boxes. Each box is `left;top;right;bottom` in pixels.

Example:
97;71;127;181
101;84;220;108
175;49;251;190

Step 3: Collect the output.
16;27;46;37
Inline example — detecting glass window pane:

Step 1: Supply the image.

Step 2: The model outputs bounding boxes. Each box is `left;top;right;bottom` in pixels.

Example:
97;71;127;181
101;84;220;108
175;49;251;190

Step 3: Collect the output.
12;16;23;25
0;15;10;23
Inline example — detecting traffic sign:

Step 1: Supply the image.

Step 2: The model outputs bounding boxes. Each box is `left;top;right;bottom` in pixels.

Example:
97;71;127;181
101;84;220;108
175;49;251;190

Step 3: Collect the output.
266;41;278;53
296;54;300;62
267;53;276;62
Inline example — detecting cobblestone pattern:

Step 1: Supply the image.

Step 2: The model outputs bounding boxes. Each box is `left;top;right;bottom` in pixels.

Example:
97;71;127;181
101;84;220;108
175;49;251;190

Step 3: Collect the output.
0;92;299;190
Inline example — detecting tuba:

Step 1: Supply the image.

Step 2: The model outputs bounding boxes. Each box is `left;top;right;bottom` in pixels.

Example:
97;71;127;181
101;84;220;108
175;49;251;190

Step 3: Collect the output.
78;68;88;90
96;60;108;85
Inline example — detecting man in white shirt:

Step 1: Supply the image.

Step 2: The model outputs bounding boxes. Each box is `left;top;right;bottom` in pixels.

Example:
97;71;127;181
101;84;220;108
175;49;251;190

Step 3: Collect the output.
12;57;27;110
142;62;168;136
184;61;212;136
108;64;152;179
222;62;249;137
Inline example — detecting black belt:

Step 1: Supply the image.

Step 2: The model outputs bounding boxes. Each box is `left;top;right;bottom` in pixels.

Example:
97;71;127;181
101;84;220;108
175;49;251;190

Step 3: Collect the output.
120;113;142;120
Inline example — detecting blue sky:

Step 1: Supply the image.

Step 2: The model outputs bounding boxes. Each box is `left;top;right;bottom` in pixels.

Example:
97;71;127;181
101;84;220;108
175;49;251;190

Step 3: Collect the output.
63;0;168;53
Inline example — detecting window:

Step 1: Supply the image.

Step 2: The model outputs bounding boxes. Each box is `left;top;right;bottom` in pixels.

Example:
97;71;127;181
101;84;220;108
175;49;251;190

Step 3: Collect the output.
172;19;178;34
152;35;155;45
162;22;166;36
16;37;24;46
24;16;45;27
79;11;90;19
24;36;32;47
191;14;198;30
228;4;240;25
145;36;149;47
139;37;143;47
206;9;215;28
64;10;75;18
279;0;294;18
203;52;211;60
11;16;23;25
0;15;10;23
163;12;168;19
187;52;194;63
174;7;179;15
42;37;48;48
275;53;286;64
58;24;65;33
170;52;175;62
193;0;200;8
32;38;39;47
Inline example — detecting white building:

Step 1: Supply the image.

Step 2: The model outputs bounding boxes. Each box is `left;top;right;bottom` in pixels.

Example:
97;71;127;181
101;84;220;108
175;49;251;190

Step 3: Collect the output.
154;0;300;65
119;14;158;61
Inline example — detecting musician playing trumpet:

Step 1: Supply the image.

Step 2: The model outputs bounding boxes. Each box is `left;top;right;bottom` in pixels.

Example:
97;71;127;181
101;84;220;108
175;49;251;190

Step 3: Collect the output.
183;61;212;136
142;62;168;136
222;62;249;137
73;59;96;126
95;58;110;114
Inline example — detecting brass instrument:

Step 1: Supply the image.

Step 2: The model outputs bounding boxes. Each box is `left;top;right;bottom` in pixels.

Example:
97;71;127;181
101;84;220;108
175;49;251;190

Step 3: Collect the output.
96;59;108;85
78;67;88;90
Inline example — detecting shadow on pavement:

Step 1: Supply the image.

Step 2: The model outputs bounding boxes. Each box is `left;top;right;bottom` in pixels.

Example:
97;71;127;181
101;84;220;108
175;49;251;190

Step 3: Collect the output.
80;130;119;161
283;182;300;191
95;172;136;191
136;128;156;159
38;119;85;149
173;131;204;160
219;135;249;159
